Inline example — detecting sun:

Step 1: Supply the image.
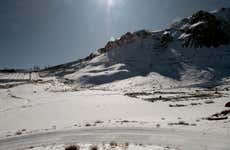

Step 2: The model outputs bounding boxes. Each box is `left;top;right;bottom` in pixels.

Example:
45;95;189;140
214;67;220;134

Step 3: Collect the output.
99;0;118;9
107;0;115;7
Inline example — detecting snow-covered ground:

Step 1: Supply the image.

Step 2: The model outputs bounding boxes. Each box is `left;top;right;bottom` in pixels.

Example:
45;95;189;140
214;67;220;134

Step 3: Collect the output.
24;143;172;150
1;7;230;150
0;78;229;135
0;75;229;150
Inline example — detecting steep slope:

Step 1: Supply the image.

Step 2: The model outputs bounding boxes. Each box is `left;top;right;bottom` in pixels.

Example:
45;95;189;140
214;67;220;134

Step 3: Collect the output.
42;8;230;91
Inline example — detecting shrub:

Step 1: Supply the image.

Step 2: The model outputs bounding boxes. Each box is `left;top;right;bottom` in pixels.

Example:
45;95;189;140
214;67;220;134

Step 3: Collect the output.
204;100;215;104
65;145;80;150
89;145;98;150
220;109;230;116
85;123;91;127
15;131;22;135
178;121;189;126
95;120;104;124
168;121;189;126
225;102;230;107
190;123;197;126
110;141;118;147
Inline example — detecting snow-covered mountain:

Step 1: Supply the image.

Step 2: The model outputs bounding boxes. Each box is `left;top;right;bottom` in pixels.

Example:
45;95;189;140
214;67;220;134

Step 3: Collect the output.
1;9;230;149
36;8;230;91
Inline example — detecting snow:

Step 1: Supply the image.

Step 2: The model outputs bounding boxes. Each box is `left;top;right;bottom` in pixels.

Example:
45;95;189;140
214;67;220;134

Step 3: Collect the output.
77;42;229;91
189;21;205;29
24;144;173;150
0;80;229;138
178;33;191;40
0;7;230;150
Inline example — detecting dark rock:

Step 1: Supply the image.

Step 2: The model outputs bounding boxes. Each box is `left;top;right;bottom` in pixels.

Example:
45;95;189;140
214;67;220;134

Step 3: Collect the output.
206;116;228;121
225;102;230;107
161;32;173;47
182;10;230;48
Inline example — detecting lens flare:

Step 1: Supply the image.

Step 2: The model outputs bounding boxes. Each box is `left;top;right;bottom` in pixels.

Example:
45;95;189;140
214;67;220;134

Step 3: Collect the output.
98;0;124;38
107;0;115;7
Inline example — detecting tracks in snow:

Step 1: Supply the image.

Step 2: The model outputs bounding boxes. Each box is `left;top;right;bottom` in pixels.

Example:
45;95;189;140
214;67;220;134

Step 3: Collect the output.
0;127;229;150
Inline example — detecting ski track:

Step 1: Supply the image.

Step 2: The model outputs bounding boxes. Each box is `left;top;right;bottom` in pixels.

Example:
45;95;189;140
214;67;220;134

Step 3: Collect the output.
0;127;229;150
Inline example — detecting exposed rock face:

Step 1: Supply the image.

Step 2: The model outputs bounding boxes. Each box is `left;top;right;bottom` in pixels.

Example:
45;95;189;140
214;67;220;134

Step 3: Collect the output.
96;8;230;55
118;32;136;45
181;10;230;48
42;8;230;89
84;53;98;61
160;31;173;48
189;10;217;24
105;41;119;51
97;30;152;54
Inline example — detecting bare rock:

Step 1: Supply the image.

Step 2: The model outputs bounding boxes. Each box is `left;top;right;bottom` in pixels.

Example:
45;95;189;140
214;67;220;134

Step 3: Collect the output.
225;102;230;107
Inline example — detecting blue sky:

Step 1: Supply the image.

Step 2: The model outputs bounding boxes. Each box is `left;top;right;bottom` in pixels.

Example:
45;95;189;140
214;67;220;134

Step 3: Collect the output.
0;0;229;69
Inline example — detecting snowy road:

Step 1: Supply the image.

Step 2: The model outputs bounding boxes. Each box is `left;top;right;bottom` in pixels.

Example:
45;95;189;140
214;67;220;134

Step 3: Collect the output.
0;127;229;150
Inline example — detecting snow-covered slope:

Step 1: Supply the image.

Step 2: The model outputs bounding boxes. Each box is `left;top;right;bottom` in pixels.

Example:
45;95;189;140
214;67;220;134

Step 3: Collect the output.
28;8;230;91
0;9;230;150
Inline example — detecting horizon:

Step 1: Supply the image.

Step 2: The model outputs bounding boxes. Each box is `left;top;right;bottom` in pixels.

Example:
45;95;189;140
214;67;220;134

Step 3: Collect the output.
0;0;230;69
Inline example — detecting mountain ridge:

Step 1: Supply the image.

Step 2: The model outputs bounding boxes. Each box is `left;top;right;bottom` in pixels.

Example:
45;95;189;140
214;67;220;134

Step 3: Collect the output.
2;8;230;91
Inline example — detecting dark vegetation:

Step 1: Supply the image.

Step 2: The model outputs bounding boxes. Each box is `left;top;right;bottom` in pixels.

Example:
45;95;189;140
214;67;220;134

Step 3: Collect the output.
225;102;230;107
15;131;22;135
204;100;215;104
0;69;25;73
125;91;222;103
0;66;41;73
65;145;80;150
110;141;118;148
89;145;98;150
169;104;187;107
168;121;190;126
206;109;230;121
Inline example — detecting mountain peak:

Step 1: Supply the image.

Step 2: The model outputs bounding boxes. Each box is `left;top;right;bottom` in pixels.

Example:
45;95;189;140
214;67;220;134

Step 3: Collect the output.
42;8;230;91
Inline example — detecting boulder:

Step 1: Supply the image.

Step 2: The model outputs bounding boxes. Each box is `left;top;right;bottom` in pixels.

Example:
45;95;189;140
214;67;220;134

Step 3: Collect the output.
225;102;230;107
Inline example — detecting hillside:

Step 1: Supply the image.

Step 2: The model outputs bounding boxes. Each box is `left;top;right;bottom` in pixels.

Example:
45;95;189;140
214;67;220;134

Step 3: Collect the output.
0;8;230;150
36;7;230;92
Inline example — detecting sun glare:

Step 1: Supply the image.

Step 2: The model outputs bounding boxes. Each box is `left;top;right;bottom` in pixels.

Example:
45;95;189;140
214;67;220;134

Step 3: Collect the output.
107;0;115;7
99;0;118;9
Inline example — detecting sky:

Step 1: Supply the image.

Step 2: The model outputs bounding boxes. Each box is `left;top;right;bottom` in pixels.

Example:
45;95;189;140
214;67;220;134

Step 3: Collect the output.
0;0;229;69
